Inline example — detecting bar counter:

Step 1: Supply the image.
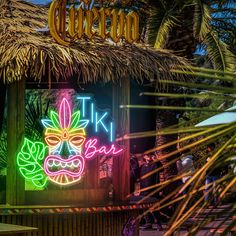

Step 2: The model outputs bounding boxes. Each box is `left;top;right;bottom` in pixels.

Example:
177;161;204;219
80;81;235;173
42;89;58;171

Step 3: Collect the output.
0;202;152;236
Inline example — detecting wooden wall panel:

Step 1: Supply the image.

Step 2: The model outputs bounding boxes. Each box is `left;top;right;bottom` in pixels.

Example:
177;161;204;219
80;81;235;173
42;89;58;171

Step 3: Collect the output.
0;210;140;236
6;79;25;205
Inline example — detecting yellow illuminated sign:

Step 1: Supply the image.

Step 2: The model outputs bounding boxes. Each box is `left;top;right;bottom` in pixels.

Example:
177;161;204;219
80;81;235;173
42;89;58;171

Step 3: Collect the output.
48;0;140;46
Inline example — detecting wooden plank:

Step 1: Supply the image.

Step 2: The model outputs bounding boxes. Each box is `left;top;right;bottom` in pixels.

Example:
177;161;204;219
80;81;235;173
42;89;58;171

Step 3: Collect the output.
63;215;68;236
37;215;43;236
77;214;81;236
43;215;48;236
25;189;106;205
0;223;37;234
112;78;130;201
0;81;6;133
72;214;76;236
58;216;62;236
68;215;73;236
53;214;58;236
31;216;37;236
6;79;25;205
47;215;53;236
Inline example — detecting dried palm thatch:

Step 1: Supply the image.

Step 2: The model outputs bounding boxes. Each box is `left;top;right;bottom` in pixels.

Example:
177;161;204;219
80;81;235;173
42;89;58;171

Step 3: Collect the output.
0;0;189;85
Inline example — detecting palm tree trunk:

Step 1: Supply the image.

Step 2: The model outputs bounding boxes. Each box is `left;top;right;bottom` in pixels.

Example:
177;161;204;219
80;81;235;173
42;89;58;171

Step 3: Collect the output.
155;5;196;195
155;108;179;195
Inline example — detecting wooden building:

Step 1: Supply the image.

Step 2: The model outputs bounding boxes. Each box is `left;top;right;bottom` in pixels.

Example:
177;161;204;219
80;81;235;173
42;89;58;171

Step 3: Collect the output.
0;0;187;235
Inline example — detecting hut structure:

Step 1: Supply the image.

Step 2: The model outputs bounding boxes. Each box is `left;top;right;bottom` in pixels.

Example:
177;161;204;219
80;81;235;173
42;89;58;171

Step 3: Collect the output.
0;0;188;235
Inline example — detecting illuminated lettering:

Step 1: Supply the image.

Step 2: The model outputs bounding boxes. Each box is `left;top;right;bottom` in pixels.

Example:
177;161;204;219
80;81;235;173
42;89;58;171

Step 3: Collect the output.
99;8;111;39
84;138;123;159
77;96;91;117
91;103;94;123
125;11;139;43
110;9;125;43
85;8;99;39
110;122;114;142
95;112;108;133
48;0;140;45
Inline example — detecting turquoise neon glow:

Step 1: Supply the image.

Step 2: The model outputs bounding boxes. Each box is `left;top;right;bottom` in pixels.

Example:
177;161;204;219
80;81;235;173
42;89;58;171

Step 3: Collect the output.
110;122;113;142
76;96;115;142
77;96;91;117
95;112;108;132
91;103;94;123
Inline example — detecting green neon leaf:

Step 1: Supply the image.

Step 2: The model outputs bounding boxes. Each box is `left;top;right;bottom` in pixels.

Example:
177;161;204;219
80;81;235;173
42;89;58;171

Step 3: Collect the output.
71;111;80;129
50;111;60;128
17;138;48;188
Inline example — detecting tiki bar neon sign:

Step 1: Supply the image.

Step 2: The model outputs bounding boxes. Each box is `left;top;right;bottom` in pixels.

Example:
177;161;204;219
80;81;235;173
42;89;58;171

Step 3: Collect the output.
48;0;139;46
17;97;123;187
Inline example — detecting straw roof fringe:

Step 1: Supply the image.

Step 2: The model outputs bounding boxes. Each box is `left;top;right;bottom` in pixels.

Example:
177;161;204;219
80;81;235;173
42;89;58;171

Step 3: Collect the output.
0;0;189;85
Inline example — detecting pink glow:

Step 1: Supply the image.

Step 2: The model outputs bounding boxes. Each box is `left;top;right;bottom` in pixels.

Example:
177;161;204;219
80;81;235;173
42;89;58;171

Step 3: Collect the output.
84;138;123;159
59;98;71;129
44;155;85;178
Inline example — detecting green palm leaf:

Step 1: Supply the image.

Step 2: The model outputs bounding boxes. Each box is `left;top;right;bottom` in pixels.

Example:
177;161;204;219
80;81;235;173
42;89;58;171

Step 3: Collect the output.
148;6;178;49
204;31;236;72
193;0;212;40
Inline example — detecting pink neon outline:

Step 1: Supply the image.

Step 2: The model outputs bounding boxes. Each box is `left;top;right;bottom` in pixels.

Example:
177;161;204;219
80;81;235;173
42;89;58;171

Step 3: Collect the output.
59;98;72;129
44;155;85;178
84;138;123;159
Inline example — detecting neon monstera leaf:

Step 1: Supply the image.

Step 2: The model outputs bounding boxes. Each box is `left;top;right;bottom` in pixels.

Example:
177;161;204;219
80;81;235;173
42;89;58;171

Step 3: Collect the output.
17;138;48;188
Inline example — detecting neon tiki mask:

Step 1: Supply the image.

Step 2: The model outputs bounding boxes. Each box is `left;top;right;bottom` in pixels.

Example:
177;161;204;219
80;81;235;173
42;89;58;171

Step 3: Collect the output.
42;98;89;185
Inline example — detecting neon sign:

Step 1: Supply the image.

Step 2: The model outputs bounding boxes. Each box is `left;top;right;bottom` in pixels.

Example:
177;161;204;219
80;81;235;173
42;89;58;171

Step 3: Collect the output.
77;96;114;142
17;97;123;187
48;0;140;46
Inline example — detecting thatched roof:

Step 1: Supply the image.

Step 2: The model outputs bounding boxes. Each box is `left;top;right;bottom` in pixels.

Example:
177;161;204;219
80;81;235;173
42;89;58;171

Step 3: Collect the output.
0;0;188;85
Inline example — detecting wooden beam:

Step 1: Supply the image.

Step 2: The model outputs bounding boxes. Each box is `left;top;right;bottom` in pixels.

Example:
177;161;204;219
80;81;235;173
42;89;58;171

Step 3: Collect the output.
112;78;130;201
6;79;25;205
0;81;6;132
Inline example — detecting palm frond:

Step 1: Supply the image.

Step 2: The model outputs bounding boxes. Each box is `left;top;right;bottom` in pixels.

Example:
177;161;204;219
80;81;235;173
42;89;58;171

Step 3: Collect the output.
193;0;212;40
148;7;178;49
204;31;236;72
25;97;50;142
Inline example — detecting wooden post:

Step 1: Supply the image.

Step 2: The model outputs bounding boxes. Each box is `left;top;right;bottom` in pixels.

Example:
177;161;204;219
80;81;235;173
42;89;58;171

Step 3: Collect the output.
0;81;6;132
6;79;25;205
112;78;130;201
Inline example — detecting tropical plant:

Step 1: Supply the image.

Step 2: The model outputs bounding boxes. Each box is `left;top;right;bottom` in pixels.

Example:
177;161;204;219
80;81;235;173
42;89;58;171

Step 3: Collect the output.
0;95;50;174
25;96;50;142
122;68;236;234
146;0;236;69
139;0;236;196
